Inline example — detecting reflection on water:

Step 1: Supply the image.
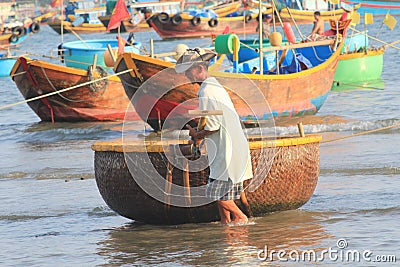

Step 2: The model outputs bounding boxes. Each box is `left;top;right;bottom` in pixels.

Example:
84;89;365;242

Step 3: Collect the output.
97;210;332;266
331;78;385;92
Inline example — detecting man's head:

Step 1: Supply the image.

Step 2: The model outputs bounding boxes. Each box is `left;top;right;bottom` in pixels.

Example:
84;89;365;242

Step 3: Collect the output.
314;11;321;18
262;14;272;22
175;48;217;83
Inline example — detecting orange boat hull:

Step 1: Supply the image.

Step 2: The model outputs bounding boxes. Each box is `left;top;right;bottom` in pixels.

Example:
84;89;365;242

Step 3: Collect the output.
11;57;138;122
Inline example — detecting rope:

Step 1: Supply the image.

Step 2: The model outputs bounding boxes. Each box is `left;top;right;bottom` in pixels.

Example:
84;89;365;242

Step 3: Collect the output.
349;27;400;51
238;41;255;51
0;68;133;110
332;80;384;90
68;27;92;48
20;51;59;60
321;122;400;144
311;45;329;62
39;61;87;103
9;71;26;78
126;42;149;56
271;0;285;28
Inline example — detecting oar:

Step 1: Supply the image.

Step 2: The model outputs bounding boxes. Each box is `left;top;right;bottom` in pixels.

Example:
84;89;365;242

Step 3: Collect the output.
349;27;400;51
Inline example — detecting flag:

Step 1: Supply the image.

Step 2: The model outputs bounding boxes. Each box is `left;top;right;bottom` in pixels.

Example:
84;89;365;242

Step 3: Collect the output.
364;13;373;25
350;11;360;26
50;0;62;8
117;35;126;55
384;13;397;30
107;0;130;31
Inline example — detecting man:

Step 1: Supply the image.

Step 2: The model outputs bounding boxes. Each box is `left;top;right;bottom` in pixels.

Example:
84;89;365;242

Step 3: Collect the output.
256;14;272;39
175;48;253;224
309;11;324;39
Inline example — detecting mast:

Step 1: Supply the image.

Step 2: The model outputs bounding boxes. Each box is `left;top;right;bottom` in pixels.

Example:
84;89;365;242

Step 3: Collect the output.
258;0;263;74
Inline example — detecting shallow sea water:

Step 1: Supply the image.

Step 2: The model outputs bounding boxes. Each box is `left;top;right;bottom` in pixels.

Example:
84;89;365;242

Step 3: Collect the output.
0;19;399;266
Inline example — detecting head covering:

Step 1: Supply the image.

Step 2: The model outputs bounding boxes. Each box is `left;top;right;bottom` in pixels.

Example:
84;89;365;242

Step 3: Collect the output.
263;14;272;20
175;47;217;73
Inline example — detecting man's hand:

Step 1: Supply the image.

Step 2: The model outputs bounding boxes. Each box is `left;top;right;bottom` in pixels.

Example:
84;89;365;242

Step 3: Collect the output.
186;124;216;140
186;124;198;139
186;124;203;148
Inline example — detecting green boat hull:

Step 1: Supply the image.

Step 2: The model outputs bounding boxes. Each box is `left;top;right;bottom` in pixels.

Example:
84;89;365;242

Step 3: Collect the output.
333;50;384;86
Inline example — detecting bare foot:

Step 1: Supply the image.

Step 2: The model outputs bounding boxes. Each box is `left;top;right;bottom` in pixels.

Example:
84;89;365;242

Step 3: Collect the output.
220;220;231;225
232;215;248;224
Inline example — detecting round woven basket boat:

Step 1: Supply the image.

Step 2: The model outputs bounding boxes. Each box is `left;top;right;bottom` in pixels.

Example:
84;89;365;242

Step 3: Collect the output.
92;135;321;225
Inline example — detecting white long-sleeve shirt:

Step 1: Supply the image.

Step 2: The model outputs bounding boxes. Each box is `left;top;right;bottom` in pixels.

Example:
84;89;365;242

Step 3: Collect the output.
198;77;253;184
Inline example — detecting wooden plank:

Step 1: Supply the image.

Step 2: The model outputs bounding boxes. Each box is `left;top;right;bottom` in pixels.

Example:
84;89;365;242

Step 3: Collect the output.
188;110;223;116
154;51;179;58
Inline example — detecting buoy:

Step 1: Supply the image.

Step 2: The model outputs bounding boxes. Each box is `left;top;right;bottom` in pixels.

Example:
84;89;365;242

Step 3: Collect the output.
191;16;201;26
30;22;40;33
8;33;19;43
157;12;169;24
215;34;240;54
270;32;282;46
171;14;182;25
104;49;118;67
12;26;24;36
172;43;189;60
283;22;296;44
208;18;218;27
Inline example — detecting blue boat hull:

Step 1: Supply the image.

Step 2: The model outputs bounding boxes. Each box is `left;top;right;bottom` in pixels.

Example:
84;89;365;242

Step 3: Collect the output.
347;1;400;15
61;40;142;70
0;58;17;77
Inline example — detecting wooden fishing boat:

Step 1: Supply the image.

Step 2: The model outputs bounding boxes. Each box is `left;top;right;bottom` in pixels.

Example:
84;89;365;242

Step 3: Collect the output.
333;30;384;88
98;15;152;33
10;56;138;122
148;11;271;40
279;7;347;23
277;0;359;24
334;47;385;87
47;20;106;34
206;1;241;17
247;0;272;9
114;36;343;131
0;33;15;46
92;134;322;224
0;22;40;46
48;0;106;34
99;0;182;33
99;0;240;34
33;11;58;25
344;0;400;16
0;24;41;76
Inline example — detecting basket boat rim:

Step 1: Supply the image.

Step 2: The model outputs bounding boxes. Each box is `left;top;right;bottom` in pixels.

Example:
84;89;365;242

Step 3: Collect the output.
92;134;322;153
